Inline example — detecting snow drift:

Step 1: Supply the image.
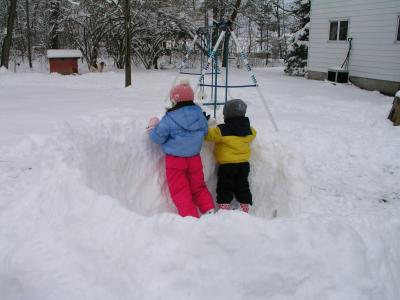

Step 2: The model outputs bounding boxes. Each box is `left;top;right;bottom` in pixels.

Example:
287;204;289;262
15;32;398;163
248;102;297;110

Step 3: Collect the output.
1;69;400;300
0;110;308;219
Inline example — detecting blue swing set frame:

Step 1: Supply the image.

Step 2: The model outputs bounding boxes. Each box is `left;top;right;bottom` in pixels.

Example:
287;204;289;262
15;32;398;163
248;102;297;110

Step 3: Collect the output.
172;20;278;132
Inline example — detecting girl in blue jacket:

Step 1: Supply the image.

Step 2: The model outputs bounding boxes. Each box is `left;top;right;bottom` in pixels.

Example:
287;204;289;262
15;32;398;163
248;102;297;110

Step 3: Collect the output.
148;80;215;218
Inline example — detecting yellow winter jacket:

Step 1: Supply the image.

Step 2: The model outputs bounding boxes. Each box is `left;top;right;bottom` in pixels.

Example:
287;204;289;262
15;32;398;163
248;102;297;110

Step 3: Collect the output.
205;117;256;165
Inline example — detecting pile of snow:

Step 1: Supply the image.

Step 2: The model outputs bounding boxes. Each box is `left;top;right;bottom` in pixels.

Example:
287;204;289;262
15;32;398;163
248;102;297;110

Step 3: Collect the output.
0;66;9;74
0;109;307;219
1;69;400;299
1;109;399;300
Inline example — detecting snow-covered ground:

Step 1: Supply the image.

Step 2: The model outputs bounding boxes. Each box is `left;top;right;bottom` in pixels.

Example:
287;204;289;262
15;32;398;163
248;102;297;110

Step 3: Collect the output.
0;67;399;300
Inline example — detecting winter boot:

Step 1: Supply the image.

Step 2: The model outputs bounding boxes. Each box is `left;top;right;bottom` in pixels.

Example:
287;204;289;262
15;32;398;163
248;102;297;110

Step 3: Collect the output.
218;203;231;210
239;203;250;213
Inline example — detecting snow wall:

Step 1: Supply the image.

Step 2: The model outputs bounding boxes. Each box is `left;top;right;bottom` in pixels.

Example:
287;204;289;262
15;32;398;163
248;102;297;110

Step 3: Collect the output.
0;109;314;220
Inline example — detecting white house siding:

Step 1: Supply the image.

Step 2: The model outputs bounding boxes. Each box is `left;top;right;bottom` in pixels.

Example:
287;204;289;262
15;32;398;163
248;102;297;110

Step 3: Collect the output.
308;0;400;84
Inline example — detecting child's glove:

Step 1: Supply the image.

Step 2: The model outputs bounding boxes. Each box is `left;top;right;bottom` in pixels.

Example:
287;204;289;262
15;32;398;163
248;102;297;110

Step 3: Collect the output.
208;117;217;127
203;111;210;120
146;117;159;132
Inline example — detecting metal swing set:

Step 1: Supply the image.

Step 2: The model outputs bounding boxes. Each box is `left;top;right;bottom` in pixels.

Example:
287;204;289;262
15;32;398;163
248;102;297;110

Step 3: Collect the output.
168;20;279;132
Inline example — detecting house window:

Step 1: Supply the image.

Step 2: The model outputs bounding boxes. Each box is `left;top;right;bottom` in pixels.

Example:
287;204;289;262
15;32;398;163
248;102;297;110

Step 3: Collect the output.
329;20;349;41
339;21;349;40
329;21;338;40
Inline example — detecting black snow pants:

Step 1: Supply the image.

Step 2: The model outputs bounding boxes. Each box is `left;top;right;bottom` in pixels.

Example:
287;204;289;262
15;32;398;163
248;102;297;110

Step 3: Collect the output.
216;162;252;205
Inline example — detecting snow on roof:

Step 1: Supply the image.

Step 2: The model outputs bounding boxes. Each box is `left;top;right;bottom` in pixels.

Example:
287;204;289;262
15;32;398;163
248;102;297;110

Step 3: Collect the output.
47;49;82;59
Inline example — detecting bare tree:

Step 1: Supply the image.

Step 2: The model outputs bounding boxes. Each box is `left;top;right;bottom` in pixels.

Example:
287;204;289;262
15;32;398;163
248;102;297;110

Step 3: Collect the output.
132;8;181;70
230;0;241;22
25;0;33;68
124;0;131;87
221;0;242;67
64;1;118;68
48;0;60;49
1;0;18;68
0;0;300;71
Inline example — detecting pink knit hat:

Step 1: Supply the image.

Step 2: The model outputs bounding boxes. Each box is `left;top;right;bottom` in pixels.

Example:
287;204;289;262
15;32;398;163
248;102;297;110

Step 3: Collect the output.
170;79;194;102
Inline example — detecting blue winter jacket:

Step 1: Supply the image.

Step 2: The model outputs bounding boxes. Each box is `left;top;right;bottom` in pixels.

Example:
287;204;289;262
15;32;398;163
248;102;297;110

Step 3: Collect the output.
150;102;208;157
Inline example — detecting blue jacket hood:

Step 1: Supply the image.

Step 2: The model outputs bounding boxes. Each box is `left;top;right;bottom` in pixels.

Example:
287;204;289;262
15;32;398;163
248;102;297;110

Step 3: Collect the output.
149;103;208;157
167;105;205;131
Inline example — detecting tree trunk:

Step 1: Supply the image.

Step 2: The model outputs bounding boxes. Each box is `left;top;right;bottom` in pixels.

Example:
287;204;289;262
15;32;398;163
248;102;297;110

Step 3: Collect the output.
212;1;219;45
119;37;125;69
222;0;241;67
274;3;282;58
92;46;99;67
25;0;33;68
248;18;252;55
124;0;132;87
230;0;241;23
1;0;18;68
218;0;225;20
204;5;208;27
49;1;60;49
117;55;124;69
222;31;230;68
153;55;159;69
281;0;288;58
266;28;269;66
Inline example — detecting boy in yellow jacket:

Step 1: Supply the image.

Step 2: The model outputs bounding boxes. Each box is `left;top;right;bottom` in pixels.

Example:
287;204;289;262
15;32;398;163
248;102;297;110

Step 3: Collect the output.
205;99;256;213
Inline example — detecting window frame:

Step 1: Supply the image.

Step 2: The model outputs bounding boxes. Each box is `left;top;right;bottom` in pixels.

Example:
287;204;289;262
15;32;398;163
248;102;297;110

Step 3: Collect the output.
396;14;400;43
328;18;349;42
329;21;339;41
338;20;349;41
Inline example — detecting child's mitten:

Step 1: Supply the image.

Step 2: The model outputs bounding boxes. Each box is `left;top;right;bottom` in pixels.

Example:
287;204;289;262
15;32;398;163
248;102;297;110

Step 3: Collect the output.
208;118;217;127
147;117;159;131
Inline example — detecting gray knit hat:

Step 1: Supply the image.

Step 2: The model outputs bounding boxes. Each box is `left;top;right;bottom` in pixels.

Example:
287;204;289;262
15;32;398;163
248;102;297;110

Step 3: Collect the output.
223;99;247;119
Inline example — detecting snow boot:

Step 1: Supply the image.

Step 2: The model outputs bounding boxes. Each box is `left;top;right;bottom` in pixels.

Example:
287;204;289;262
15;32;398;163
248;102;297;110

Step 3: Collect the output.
239;203;250;213
218;203;231;210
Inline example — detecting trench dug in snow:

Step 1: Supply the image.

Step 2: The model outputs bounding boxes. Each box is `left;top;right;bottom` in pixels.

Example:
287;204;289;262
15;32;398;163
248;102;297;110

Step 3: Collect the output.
65;114;308;219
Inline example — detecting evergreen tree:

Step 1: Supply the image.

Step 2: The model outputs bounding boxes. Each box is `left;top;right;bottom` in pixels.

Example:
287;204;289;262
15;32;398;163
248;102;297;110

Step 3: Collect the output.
284;0;310;76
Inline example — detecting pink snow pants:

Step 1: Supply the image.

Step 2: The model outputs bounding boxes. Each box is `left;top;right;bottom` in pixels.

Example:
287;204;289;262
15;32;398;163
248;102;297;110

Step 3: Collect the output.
165;154;215;218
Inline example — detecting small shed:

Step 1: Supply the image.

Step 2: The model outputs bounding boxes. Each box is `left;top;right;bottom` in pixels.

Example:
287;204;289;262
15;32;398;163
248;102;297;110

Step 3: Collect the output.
47;49;82;75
